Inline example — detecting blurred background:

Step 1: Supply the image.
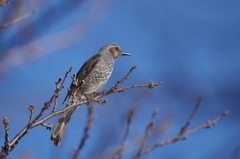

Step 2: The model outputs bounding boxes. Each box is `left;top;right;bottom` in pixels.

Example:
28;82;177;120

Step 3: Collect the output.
0;0;240;159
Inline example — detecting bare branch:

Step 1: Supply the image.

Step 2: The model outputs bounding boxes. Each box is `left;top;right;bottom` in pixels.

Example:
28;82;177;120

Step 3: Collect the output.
0;117;10;158
51;78;62;113
0;67;73;157
137;109;159;155
181;96;202;133
31;71;162;129
33;67;72;122
0;65;229;159
0;0;10;7
95;99;107;104
112;66;137;89
73;103;95;159
2;117;10;149
40;123;54;130
105;82;163;95
0;66;161;158
28;105;35;124
72;73;79;87
0;66;162;158
186;110;229;134
131;96;229;159
132;110;229;158
113;110;134;159
0;8;38;32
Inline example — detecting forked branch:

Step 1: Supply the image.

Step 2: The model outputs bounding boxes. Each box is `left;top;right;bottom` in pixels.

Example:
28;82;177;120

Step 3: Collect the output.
131;97;229;159
0;66;162;159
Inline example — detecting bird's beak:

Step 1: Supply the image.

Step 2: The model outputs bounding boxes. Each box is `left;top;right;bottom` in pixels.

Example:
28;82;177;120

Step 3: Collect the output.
122;52;132;56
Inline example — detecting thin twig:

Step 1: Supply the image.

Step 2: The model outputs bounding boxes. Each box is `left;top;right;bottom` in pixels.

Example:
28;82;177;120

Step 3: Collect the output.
28;105;35;124
0;8;38;32
52;66;73;112
113;110;134;159
34;66;72;120
137;109;159;154
2;118;10;150
104;83;163;97
111;66;137;90
0;117;10;158
72;73;79;87
186;110;229;134
40;123;54;130
73;103;95;159
181;96;202;133
51;77;62;113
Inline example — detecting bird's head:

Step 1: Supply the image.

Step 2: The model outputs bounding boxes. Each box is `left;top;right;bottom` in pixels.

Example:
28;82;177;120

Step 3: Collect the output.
100;43;132;60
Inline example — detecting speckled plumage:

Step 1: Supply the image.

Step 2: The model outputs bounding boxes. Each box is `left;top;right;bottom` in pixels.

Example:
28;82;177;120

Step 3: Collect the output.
51;43;131;145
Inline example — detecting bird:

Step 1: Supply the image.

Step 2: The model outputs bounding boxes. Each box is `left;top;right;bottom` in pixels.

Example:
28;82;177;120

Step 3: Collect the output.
51;43;131;146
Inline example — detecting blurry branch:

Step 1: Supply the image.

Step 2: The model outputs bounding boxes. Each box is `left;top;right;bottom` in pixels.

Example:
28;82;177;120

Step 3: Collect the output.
131;97;229;159
0;66;162;159
137;109;159;154
73;101;95;159
229;144;240;159
182;96;203;131
113;110;134;159
0;8;38;32
185;110;229;134
0;0;113;77
0;0;9;6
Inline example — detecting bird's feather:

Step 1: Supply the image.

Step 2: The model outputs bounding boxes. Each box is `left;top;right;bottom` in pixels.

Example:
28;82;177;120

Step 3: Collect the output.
62;54;101;104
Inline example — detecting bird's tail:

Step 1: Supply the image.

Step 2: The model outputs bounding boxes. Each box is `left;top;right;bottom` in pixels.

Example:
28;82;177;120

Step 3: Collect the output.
51;106;77;146
51;94;85;146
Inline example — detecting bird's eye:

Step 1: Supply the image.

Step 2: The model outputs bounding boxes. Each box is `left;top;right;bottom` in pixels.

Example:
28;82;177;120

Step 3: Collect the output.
115;47;119;51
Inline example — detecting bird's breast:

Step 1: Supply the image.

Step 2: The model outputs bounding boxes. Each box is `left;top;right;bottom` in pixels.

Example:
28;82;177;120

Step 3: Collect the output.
81;60;114;94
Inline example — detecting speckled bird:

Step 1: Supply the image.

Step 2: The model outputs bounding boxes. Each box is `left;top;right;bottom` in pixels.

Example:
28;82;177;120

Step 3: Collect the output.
51;43;131;145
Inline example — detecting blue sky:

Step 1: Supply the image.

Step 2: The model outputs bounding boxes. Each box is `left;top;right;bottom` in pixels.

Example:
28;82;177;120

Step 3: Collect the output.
0;0;240;159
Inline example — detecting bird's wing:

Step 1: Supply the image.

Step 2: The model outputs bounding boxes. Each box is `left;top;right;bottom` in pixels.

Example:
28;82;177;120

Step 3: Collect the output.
62;54;101;104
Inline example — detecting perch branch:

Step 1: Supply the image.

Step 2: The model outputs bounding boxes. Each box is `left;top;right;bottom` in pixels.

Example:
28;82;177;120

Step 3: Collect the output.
0;66;162;158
